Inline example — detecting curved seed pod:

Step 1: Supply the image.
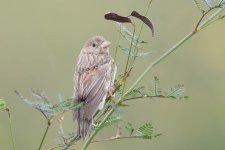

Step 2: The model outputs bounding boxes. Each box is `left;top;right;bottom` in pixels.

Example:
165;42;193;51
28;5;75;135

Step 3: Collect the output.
105;12;132;23
131;11;154;36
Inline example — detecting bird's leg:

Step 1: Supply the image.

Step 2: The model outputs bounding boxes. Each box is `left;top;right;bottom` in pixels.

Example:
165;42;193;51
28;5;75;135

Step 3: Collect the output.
107;86;116;104
107;86;115;98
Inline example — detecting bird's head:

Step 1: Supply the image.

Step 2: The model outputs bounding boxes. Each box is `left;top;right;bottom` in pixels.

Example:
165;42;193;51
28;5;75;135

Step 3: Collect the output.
81;36;111;54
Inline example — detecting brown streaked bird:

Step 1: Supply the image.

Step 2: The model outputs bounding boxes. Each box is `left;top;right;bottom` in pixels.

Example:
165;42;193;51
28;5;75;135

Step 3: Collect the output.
73;36;117;138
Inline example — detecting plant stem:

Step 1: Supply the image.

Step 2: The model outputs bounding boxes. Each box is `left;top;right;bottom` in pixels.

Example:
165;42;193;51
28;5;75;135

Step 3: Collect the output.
38;120;51;150
81;6;224;150
64;135;80;150
91;135;142;143
6;108;16;150
199;8;224;29
114;27;122;63
131;0;153;66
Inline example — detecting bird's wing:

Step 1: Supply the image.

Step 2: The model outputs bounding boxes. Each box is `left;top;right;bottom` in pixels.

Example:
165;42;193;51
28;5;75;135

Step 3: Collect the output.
75;59;115;120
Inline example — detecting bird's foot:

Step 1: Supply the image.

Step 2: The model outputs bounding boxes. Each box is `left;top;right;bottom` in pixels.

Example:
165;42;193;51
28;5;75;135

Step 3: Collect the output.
108;86;115;98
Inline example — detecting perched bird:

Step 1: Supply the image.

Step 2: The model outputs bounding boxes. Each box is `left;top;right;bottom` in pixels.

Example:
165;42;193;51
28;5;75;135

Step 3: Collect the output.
73;36;117;138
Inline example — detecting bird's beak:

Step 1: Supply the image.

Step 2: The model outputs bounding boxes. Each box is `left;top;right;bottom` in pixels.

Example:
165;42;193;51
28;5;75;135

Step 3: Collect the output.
100;41;111;48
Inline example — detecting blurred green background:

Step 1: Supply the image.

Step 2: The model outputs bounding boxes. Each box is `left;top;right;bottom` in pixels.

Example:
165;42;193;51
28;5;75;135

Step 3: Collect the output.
1;0;225;150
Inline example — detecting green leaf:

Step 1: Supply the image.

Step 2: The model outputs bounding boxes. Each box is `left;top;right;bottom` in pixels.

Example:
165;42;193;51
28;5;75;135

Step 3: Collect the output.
0;99;6;110
125;86;145;97
149;76;162;96
137;123;153;139
15;90;80;119
94;116;122;130
116;23;140;47
125;122;135;135
51;99;82;112
119;46;152;57
31;90;49;104
167;84;185;98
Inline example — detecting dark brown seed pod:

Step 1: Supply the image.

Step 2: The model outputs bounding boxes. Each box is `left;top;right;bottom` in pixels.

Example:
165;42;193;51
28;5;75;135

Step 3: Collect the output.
104;12;132;23
131;11;154;36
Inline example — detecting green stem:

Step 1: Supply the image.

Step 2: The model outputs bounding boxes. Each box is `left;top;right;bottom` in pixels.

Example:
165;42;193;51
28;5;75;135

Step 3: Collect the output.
38;120;51;150
121;25;136;97
64;135;80;150
114;27;122;63
6;108;16;150
81;6;224;150
130;0;153;66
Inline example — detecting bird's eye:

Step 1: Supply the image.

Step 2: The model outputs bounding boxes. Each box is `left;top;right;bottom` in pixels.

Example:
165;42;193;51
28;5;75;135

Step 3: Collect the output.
92;43;96;47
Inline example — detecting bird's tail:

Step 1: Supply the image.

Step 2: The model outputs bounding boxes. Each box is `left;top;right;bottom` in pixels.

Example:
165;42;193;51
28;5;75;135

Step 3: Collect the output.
73;108;92;139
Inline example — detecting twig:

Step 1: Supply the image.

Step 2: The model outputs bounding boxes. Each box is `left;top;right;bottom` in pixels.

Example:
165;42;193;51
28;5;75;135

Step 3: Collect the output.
130;0;153;67
121;23;136;98
91;135;142;143
38;120;51;150
6;108;16;150
123;95;165;102
199;8;224;29
194;5;222;32
64;135;80;150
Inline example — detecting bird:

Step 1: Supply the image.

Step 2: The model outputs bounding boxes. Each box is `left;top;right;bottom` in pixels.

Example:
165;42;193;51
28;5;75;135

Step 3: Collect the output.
73;36;117;139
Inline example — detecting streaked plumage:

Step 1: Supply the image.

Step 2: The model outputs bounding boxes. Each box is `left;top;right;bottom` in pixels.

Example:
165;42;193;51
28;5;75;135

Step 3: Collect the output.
73;36;117;138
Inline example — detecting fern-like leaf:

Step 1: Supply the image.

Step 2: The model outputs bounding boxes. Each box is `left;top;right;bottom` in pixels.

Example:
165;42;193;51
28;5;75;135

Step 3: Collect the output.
137;123;153;139
149;76;162;96
94;116;122;130
119;46;152;57
166;84;185;98
116;23;140;47
125;86;145;98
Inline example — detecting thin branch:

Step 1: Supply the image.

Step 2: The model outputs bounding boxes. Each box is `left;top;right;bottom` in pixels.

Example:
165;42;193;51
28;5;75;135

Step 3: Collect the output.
121;23;136;98
194;5;222;32
64;135;80;150
95;105;112;121
130;0;153;67
114;26;122;63
38;120;51;150
91;135;142;143
199;8;224;29
123;95;166;102
6;108;16;150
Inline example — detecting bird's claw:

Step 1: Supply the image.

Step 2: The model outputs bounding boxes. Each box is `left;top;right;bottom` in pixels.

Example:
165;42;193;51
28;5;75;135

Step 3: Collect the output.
108;86;115;98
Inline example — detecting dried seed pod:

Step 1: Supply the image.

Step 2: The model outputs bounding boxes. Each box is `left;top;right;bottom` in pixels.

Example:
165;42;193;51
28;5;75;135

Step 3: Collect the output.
105;12;132;23
131;11;154;36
